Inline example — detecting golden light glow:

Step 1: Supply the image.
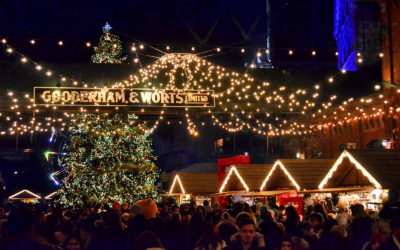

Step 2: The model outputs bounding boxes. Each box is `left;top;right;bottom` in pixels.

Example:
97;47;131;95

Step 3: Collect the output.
318;150;382;189
169;174;185;194
9;189;41;199
259;160;300;191
219;166;249;193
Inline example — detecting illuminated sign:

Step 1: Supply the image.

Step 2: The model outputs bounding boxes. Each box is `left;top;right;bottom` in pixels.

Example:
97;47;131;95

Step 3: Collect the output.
33;87;215;108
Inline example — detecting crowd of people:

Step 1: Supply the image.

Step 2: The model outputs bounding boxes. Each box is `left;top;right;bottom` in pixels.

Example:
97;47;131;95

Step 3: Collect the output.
0;190;400;250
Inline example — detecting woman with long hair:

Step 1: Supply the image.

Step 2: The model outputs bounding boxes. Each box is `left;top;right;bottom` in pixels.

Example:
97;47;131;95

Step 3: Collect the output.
283;206;300;237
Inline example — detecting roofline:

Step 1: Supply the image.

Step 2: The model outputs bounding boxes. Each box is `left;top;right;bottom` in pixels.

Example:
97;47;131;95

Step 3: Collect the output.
9;189;41;199
45;191;58;199
259;160;300;191
318;150;382;189
219;166;250;193
169;174;186;194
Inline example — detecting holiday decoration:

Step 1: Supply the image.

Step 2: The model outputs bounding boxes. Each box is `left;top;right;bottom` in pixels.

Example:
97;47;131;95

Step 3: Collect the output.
56;113;160;206
91;22;126;64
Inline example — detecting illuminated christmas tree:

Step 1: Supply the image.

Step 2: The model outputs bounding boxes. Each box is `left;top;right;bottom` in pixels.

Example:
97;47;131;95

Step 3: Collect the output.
57;113;159;206
91;22;127;64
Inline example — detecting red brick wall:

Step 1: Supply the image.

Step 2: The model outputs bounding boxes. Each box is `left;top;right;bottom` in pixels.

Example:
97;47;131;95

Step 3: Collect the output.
319;115;391;157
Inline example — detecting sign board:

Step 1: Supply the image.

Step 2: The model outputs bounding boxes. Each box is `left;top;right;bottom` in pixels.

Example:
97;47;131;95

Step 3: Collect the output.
33;87;215;108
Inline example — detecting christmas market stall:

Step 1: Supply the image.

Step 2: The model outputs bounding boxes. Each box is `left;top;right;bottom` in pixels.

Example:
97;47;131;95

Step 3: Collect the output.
312;149;400;211
215;164;273;204
45;191;58;200
8;189;41;203
165;173;218;205
249;159;335;214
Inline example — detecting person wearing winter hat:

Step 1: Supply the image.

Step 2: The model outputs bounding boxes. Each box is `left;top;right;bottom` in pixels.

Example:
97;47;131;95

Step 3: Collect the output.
221;211;236;225
135;198;158;218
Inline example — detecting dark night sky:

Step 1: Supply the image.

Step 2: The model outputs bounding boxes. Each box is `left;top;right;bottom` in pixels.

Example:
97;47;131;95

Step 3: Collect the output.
0;0;336;66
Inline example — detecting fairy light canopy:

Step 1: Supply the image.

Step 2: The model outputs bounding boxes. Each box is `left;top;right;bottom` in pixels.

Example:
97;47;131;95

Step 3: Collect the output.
0;38;393;139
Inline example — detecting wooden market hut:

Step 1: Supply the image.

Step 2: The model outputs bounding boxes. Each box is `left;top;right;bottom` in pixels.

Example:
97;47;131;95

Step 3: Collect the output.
45;191;58;200
217;164;273;196
258;159;335;193
9;189;41;203
166;173;218;203
318;150;400;190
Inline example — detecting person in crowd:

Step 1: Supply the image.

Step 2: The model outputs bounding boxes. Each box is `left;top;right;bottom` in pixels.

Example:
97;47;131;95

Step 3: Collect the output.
63;235;82;250
279;237;292;250
225;216;266;250
194;222;226;250
313;203;328;222
204;200;213;216
162;212;191;250
379;190;400;221
303;205;314;222
87;209;125;250
361;232;387;250
190;211;204;247
217;220;238;246
221;211;236;225
124;213;151;248
283;206;300;237
296;221;317;249
3;198;400;250
133;231;165;250
336;205;351;227
258;210;284;250
129;205;143;219
121;202;130;213
351;204;373;250
386;217;400;250
309;213;324;234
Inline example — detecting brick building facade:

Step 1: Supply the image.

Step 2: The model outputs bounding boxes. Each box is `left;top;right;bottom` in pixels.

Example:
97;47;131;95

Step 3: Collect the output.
289;0;400;158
